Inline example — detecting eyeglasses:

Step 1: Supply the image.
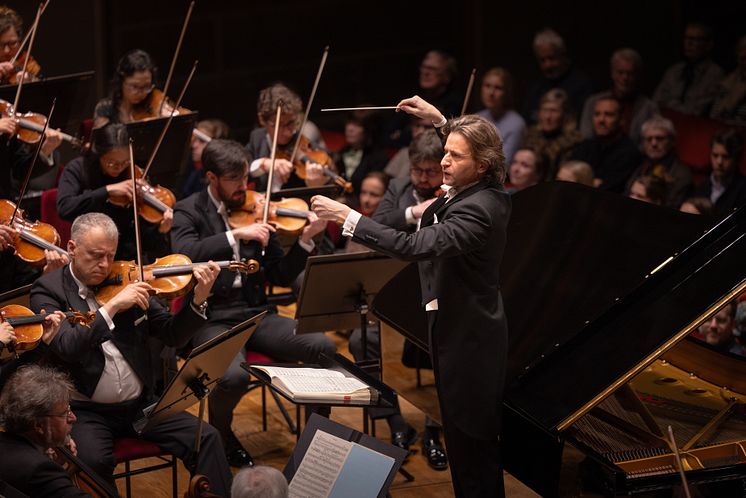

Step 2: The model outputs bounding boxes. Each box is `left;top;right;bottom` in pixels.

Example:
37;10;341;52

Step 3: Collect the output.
103;159;131;170
46;406;73;418
411;167;442;178
0;39;20;50
123;82;155;94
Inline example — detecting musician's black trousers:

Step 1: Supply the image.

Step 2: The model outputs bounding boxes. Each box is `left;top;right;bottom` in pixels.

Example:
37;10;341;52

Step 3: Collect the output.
428;311;505;498
70;399;232;497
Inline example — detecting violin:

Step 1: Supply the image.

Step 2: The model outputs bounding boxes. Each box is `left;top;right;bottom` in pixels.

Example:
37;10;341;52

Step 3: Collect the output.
94;255;258;305
278;135;352;193
130;88;189;122
3;51;41;85
55;445;119;498
0;198;67;266
0;304;95;358
0;98;83;148
185;475;221;498
108;165;176;225
227;191;311;236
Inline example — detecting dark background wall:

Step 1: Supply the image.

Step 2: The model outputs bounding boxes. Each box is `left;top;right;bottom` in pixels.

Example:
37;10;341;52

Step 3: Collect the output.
13;0;746;142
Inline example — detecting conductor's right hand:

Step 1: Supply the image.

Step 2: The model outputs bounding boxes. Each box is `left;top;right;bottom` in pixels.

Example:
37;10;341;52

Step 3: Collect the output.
231;222;276;247
396;95;445;125
103;282;153;317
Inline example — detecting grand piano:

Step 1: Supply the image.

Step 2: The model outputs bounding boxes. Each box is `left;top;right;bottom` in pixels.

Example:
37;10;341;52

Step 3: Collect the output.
372;182;746;496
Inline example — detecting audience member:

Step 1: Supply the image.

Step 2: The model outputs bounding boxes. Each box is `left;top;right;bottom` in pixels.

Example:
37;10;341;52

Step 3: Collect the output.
335;115;389;197
477;67;526;163
556;160;595;186
522;88;583;178
625;115;692;208
710;35;746;125
178;119;231;199
384;50;461;147
571;96;642;192
628;174;668;205
694;129;746;218
680;196;714;216
523;28;593;124
231;465;288;498
506;147;545;193
654;22;724;116
580;48;658;144
384;117;431;179
0;365;89;497
696;301;744;355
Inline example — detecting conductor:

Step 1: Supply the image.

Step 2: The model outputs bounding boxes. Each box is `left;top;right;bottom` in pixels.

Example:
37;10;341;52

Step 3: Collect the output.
311;96;511;498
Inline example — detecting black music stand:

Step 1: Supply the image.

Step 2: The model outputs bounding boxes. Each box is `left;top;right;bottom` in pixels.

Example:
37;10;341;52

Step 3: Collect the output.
133;312;265;471
91;112;198;192
283;413;408;498
295;251;407;360
0;71;95;139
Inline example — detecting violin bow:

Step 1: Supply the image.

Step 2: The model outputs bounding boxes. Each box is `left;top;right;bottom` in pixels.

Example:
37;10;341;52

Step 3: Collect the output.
460;68;476;116
142;60;198;179
667;425;692;498
129;139;149;326
289;45;329;164
158;0;195;116
9;0;50;66
10;3;43;116
261;102;283;255
9;97;54;227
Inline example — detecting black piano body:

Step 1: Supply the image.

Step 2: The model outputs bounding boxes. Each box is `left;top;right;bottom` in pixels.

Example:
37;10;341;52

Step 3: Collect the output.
373;182;746;496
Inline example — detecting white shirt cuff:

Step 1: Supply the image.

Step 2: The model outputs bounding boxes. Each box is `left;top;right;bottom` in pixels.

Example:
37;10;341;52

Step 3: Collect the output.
250;158;265;177
98;307;115;331
342;210;363;237
190;301;208;319
433;116;447;128
297;237;315;253
405;206;418;225
40;153;54;166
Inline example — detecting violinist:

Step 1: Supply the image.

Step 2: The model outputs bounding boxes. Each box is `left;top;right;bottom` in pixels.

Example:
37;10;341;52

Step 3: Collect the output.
0;6;40;84
56;123;172;262
246;82;329;192
0;366;90;498
29;212;233;495
171;139;335;467
177;118;230;199
93;49;168;128
0;223;68;294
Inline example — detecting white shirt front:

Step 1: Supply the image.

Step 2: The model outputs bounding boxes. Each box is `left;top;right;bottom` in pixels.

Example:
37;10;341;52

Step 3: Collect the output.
69;266;143;404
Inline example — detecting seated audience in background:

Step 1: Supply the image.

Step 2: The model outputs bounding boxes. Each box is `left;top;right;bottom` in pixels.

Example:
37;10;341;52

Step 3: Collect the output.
628;174;668;205
694;129;746;218
710;35;746;125
384;116;431;179
477;67;525;163
506;147;546;193
384;49;461;147
571;96;642;192
580;48;658;144
0;365;90;497
523;28;592;124
335;116;389;198
680;196;714;216
696;301;744;355
522;88;583;179
625;115;692;208
178;118;231;199
654;22;724;116
231;465;288;498
556;160;595;186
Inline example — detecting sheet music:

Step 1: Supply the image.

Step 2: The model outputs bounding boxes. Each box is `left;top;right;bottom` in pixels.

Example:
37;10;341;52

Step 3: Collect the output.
288;431;352;498
255;366;370;394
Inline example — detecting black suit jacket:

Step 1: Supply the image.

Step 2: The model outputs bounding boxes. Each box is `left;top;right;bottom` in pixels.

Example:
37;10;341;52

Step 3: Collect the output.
352;179;511;440
571;134;642;193
695;173;746;219
0;433;90;497
30;265;204;400
171;189;309;320
371;177;418;231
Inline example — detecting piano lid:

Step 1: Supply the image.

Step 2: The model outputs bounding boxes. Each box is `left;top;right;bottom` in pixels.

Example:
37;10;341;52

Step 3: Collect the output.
503;182;745;432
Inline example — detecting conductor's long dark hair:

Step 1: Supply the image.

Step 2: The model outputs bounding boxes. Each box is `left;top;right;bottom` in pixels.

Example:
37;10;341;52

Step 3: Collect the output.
109;49;160;120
